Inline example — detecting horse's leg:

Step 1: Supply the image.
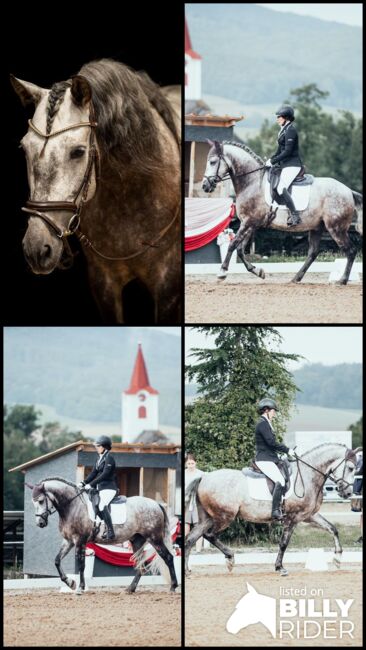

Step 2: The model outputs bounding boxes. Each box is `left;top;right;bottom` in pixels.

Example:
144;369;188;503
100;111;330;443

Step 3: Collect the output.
275;521;297;576
203;533;235;572
236;228;265;279
185;518;212;575
291;224;324;283
326;226;358;285
75;537;88;594
126;534;146;594
305;512;342;567
149;539;178;592
55;538;76;590
217;223;247;279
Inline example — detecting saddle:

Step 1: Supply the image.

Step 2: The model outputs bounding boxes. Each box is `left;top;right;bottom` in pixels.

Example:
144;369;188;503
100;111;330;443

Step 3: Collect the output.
268;166;314;205
242;459;292;495
88;488;127;516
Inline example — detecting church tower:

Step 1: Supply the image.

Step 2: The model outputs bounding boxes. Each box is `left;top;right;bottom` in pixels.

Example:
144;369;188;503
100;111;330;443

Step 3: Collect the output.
185;17;202;100
122;343;159;440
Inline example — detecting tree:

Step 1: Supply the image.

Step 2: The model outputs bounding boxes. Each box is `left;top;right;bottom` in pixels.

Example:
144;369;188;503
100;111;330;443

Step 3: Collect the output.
37;422;84;454
247;83;363;192
348;416;363;449
4;404;41;437
185;327;301;470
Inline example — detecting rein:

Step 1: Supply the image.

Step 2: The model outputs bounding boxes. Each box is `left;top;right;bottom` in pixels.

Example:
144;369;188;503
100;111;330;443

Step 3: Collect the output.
36;488;85;523
203;152;265;188
292;452;352;500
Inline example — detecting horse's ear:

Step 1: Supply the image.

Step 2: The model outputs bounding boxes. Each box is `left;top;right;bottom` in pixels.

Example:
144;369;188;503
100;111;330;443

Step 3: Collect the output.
25;482;34;490
70;75;92;107
214;140;223;155
206;139;215;147
246;582;257;594
10;75;47;107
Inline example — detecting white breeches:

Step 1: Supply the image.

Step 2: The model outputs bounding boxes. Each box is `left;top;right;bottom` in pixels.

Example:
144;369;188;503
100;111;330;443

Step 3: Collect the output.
277;167;302;194
98;489;117;509
256;461;285;486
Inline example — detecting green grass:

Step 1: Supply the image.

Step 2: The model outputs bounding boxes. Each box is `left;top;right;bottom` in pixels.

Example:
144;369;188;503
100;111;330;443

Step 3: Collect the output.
249;254;363;263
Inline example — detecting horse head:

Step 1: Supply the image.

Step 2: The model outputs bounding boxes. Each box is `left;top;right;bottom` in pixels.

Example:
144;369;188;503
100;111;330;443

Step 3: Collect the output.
31;482;53;528
202;140;228;193
11;74;98;274
226;582;276;637
332;448;357;498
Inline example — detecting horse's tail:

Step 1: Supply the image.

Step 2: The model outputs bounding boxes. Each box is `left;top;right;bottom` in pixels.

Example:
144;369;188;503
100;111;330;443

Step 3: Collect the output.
351;190;363;236
184;477;203;509
133;504;174;584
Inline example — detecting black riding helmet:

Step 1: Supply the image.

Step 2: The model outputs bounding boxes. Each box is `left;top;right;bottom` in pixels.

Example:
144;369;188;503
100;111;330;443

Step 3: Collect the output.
258;398;279;414
275;105;295;121
94;435;112;450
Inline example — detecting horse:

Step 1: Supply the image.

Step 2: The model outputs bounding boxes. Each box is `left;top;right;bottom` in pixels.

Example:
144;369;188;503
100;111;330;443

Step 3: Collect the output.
202;141;363;285
185;443;357;577
26;477;178;594
11;58;181;323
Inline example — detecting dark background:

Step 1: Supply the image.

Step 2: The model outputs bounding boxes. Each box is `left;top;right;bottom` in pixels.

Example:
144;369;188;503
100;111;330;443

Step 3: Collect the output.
5;5;183;324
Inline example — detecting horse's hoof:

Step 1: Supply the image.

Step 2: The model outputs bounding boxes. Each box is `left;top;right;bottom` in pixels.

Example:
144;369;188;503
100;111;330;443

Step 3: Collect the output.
333;556;342;568
291;277;301;283
217;269;227;280
335;279;347;286
126;587;135;595
258;268;265;279
75;587;84;595
276;567;288;577
226;557;235;572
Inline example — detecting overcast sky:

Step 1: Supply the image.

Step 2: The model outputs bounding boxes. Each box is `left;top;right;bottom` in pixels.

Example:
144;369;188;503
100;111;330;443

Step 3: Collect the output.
185;327;362;373
258;3;362;27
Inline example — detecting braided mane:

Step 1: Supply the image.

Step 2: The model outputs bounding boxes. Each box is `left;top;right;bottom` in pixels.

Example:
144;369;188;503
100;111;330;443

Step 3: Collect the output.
223;140;264;165
37;476;77;488
46;82;71;135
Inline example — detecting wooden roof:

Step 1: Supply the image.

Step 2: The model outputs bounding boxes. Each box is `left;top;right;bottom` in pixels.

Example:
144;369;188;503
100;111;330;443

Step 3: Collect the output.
185;113;244;128
9;439;181;473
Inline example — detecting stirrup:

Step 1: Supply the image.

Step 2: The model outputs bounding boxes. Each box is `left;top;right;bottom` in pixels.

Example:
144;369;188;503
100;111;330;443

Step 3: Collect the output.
287;212;301;226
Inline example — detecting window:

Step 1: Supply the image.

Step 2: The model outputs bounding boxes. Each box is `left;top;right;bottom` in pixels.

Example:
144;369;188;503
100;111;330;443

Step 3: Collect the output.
138;406;146;418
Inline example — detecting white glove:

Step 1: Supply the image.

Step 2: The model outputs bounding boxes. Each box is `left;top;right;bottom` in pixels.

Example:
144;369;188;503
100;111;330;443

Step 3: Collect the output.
84;484;91;491
287;448;296;458
265;159;272;167
77;481;85;489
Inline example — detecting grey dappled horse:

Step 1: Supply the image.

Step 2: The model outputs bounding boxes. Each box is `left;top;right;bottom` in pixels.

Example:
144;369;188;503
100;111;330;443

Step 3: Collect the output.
27;477;178;594
202;141;362;285
185;444;357;576
11;59;181;323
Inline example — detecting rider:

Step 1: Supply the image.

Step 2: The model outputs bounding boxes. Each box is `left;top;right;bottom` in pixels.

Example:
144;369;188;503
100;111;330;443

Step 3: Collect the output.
77;435;118;540
265;105;303;227
254;398;296;520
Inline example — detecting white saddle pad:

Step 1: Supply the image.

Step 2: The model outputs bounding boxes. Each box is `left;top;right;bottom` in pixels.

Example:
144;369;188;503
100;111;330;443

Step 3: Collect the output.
245;475;293;501
86;499;127;525
264;178;311;212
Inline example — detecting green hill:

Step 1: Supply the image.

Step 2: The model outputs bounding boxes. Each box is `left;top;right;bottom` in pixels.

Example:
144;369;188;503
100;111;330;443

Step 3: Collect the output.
186;4;362;111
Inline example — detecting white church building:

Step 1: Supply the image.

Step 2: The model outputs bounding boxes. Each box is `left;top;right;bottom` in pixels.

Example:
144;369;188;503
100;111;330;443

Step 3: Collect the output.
121;343;159;440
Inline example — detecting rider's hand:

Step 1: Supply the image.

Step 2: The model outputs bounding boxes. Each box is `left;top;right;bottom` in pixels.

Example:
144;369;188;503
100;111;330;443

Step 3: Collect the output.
84;484;91;491
265;158;272;167
287;448;296;459
77;481;85;490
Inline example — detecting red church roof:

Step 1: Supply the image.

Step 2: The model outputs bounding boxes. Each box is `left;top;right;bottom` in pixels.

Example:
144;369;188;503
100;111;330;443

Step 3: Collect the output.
124;344;159;395
185;17;202;60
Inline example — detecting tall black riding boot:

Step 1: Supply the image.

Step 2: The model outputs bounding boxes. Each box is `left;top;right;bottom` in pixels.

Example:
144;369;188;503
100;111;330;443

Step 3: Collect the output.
271;482;284;521
282;188;301;226
102;506;116;540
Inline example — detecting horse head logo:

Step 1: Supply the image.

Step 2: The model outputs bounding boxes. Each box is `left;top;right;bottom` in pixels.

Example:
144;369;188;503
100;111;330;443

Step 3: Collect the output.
226;582;276;638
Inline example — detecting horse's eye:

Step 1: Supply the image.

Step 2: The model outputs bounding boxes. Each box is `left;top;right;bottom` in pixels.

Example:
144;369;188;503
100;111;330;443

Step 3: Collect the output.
210;160;216;165
70;147;86;159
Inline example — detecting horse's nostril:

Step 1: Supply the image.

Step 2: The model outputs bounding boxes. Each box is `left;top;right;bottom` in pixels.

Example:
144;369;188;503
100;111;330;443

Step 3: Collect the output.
43;244;52;259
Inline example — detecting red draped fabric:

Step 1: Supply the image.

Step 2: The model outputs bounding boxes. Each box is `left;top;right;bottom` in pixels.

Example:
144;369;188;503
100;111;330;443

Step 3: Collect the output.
185;213;233;251
185;202;235;251
86;520;180;567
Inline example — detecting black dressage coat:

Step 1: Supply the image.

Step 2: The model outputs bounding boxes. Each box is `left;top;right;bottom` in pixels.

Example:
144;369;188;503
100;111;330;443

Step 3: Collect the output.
270;122;302;168
84;451;118;490
255;416;289;462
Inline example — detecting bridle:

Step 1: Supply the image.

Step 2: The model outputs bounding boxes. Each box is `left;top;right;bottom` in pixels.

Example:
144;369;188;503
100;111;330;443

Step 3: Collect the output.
203;150;265;190
22;103;99;260
21;102;179;263
35;487;85;523
292;450;355;499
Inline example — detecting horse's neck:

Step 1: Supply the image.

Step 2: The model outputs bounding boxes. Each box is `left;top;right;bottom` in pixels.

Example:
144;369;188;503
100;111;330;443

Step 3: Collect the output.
44;480;75;509
225;145;262;195
302;444;346;473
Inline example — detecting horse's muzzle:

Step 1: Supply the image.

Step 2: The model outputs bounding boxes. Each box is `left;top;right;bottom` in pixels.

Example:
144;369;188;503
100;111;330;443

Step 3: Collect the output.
202;178;216;193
